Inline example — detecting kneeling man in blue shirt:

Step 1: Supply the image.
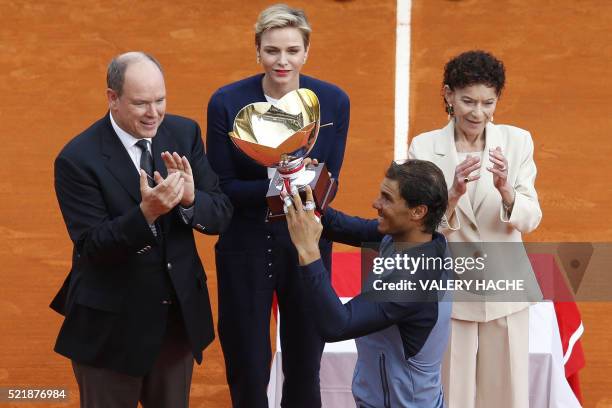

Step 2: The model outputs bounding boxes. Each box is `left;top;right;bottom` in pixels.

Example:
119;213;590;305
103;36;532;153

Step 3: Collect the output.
285;159;451;408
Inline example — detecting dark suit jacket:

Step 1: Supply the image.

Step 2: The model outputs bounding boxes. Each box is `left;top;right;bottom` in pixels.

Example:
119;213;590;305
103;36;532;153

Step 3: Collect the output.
51;113;232;376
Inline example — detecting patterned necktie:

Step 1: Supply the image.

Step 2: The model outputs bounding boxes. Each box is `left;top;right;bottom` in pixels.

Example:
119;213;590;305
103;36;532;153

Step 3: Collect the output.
136;139;155;187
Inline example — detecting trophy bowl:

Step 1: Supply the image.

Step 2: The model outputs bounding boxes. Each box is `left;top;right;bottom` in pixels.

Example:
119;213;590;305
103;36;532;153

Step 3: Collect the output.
229;88;337;220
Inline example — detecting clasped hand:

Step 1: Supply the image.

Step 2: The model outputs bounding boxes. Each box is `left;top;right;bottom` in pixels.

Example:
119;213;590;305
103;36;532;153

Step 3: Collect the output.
139;151;195;224
450;146;513;203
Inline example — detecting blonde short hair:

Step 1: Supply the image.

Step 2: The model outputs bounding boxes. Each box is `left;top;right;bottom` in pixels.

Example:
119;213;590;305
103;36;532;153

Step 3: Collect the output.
255;4;311;49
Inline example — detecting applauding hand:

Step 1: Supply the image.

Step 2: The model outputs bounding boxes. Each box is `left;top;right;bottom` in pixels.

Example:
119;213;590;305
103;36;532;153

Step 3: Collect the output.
139;170;184;224
449;155;481;201
162;151;195;207
487;147;515;208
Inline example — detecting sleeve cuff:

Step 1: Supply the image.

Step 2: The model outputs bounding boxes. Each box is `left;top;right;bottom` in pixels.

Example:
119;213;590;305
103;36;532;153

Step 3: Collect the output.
440;211;460;231
179;203;195;224
299;258;326;278
499;203;511;223
132;205;158;244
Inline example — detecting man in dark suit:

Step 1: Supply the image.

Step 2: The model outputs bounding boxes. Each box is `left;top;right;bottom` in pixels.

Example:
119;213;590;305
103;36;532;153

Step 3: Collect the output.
51;51;232;408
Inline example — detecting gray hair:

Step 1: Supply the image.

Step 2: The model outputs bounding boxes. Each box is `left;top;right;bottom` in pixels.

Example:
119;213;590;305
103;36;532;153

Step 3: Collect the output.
254;4;311;49
106;52;163;96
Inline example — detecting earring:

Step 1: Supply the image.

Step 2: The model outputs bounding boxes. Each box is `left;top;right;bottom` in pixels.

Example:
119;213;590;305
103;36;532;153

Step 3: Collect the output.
256;55;260;64
446;104;454;121
303;58;307;64
490;115;494;123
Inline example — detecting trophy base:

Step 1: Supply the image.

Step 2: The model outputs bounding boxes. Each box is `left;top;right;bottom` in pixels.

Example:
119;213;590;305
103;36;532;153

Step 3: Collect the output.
266;162;337;222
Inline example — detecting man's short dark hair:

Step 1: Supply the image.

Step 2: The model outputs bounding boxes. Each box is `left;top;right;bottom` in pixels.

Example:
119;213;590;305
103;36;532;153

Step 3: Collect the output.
106;52;163;96
385;160;448;234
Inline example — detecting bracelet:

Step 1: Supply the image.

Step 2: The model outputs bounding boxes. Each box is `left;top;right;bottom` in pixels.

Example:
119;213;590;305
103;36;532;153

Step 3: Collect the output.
502;189;515;211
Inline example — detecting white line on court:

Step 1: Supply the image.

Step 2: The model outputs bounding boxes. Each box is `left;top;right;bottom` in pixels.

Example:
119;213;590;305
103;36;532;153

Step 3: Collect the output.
394;0;411;162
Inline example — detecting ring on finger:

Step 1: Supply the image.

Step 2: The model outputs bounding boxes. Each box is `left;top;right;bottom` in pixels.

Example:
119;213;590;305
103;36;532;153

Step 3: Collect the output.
283;197;293;207
463;177;470;183
303;201;316;211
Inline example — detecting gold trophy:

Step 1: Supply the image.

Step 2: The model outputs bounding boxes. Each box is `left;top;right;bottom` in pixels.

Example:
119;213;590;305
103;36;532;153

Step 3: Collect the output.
229;88;337;221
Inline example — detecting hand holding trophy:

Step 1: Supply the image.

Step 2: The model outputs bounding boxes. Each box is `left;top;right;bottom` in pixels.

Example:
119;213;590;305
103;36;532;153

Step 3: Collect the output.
229;88;337;221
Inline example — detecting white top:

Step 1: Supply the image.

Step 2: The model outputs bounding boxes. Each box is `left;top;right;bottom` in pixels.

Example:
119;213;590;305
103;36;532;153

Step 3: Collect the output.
264;94;279;105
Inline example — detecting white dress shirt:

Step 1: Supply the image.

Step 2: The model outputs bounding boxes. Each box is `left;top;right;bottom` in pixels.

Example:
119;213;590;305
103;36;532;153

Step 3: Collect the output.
110;112;153;173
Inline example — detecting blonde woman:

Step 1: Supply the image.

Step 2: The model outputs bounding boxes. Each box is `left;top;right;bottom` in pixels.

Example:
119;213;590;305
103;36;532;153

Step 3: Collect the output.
206;4;350;407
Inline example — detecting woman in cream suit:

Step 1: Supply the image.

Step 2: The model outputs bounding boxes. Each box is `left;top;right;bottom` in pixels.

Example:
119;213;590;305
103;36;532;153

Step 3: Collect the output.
408;50;542;408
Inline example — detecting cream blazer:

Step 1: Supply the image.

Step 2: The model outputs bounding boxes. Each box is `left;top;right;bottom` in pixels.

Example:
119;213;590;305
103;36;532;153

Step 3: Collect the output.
408;121;542;322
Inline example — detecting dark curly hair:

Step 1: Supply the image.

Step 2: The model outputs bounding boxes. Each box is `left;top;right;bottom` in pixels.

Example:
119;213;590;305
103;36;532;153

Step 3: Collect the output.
385;160;448;234
443;50;505;113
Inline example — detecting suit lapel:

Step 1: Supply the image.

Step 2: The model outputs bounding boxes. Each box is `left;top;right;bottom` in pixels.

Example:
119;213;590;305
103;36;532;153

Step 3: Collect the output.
151;122;176;179
102;115;141;203
472;122;503;213
435;121;478;227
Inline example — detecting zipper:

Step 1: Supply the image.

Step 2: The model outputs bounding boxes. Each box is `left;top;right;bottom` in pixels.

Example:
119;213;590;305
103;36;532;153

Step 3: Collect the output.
379;353;391;408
